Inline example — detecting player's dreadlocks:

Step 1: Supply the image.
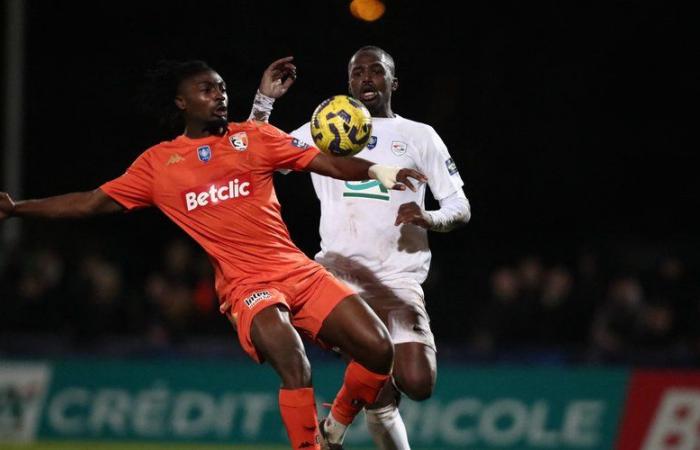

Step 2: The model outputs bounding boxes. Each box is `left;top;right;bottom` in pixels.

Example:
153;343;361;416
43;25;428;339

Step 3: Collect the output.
139;60;214;134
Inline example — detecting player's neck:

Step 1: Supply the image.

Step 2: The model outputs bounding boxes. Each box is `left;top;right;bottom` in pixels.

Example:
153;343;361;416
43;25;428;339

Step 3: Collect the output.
183;128;212;139
183;121;226;139
372;105;395;119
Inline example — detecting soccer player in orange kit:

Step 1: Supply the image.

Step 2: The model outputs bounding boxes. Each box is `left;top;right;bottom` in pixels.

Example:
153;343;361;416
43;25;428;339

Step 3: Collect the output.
0;57;427;450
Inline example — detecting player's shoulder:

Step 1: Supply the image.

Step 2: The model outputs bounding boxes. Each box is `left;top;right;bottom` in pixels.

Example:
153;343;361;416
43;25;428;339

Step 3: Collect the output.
385;116;442;155
138;140;174;160
391;115;438;137
292;121;311;134
238;120;288;139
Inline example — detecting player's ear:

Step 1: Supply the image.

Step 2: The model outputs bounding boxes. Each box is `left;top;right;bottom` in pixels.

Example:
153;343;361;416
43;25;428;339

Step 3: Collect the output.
392;77;399;92
174;96;186;111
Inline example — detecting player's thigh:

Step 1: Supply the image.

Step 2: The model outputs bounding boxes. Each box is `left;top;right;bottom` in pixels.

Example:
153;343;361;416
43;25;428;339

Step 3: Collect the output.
317;294;393;371
251;304;311;386
250;304;302;356
393;342;436;401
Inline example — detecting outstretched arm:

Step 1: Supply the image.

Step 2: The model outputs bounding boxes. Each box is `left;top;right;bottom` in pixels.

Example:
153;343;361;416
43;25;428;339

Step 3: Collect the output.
248;56;296;122
304;153;427;192
0;189;124;221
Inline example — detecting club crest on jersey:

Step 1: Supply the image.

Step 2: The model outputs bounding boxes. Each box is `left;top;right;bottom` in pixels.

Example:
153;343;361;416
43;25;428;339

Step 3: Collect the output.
197;145;212;163
445;158;459;175
367;136;378;150
391;141;407;156
229;132;248;151
291;138;310;150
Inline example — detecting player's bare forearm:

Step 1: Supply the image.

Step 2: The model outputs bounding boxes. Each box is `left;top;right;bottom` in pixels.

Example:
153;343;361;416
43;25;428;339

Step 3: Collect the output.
305;153;427;192
3;189;123;220
305;153;374;181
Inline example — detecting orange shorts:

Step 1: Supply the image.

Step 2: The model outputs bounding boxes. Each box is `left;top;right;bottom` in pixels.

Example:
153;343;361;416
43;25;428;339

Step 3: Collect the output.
222;265;355;363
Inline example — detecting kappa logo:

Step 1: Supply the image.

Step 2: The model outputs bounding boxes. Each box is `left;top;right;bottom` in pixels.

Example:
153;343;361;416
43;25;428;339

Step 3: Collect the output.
166;154;185;166
183;175;252;212
244;290;272;309
391;141;407;156
229;132;248;151
197;145;212;163
642;389;700;450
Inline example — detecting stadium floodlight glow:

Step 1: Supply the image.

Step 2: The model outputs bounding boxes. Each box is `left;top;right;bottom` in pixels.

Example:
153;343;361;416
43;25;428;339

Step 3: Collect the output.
349;0;386;22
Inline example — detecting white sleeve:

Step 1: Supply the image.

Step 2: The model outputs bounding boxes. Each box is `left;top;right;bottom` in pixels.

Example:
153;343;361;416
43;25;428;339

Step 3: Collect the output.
290;123;312;142
417;125;465;201
425;189;470;232
276;123;313;175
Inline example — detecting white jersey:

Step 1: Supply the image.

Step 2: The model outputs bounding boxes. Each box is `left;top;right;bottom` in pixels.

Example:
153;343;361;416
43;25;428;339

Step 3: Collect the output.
291;115;464;294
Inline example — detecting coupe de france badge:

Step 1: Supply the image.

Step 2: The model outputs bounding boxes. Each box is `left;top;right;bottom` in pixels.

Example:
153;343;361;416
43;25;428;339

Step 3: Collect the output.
391;141;407;156
229;132;248;151
197;145;212;163
367;136;378;150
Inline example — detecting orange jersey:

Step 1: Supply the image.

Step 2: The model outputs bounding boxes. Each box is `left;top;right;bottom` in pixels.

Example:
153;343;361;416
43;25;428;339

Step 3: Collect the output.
100;121;321;300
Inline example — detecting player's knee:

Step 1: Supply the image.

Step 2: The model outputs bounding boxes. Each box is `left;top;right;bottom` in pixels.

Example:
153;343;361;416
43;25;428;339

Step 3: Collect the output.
362;328;394;374
397;372;434;401
374;328;395;370
277;348;312;389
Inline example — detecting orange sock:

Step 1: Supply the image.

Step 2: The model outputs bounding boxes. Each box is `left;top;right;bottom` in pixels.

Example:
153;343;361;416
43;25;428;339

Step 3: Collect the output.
279;387;320;450
330;361;390;426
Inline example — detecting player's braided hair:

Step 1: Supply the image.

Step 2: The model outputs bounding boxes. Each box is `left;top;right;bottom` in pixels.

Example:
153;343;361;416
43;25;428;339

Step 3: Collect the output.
139;60;213;133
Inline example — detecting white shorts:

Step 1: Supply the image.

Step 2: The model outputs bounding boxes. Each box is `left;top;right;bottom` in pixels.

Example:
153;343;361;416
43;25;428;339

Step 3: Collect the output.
332;274;436;352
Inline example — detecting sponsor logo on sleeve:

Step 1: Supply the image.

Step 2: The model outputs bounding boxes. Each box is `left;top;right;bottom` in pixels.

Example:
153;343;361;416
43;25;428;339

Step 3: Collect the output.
197;145;212;163
182;174;252;212
391;141;407;156
445;158;459;175
291;138;310;150
229;132;248;151
244;290;272;309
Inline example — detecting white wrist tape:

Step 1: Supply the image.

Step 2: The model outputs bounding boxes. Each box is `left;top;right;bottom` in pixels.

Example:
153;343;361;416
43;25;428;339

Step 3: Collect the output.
368;164;401;190
248;89;276;122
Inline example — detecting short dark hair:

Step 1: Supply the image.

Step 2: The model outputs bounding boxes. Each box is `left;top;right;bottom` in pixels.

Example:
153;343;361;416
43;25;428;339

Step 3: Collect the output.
348;46;396;77
139;60;214;132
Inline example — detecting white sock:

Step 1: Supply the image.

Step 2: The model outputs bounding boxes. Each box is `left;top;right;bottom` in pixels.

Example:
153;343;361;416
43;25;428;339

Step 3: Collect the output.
366;403;411;450
324;411;348;444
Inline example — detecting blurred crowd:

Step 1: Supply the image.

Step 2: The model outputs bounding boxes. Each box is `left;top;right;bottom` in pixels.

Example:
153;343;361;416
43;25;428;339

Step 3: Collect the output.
1;239;698;365
460;251;699;365
0;239;230;354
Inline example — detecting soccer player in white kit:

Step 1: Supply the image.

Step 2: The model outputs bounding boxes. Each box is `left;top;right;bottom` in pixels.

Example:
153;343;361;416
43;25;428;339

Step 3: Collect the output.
250;47;470;450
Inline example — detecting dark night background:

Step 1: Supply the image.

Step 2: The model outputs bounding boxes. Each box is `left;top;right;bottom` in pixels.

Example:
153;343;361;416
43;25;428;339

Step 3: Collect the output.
1;1;698;353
